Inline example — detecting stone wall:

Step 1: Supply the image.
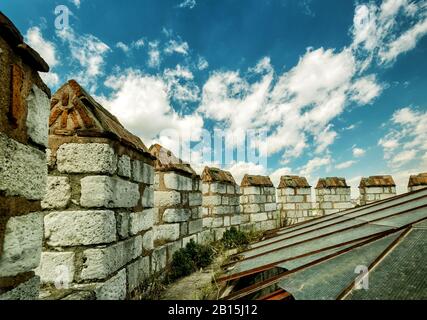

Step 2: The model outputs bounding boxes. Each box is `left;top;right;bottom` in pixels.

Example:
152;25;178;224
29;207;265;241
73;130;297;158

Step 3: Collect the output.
277;176;313;226
0;13;51;300
37;81;155;300
150;144;203;271
315;177;352;216
359;175;396;205
408;173;427;192
239;175;279;232
201;167;241;242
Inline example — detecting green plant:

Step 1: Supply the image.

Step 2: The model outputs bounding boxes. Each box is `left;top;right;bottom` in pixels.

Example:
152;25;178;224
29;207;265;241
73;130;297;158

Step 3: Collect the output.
221;227;250;249
169;240;214;281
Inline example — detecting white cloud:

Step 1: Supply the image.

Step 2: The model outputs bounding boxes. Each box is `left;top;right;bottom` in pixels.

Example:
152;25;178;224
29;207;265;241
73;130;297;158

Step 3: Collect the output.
226;161;267;186
163;65;200;103
69;0;81;8
165;39;189;56
350;75;383;105
336;160;357;170
57;27;110;88
379;106;427;169
148;41;161;68
299;156;332;178
25;27;60;87
178;0;196;9
197;56;209;70
116;42;130;53
100;69;204;146
353;147;366;158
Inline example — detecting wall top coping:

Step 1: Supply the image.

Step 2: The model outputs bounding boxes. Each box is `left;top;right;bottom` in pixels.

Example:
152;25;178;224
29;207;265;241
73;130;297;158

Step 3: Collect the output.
241;174;274;188
359;175;396;188
0;11;49;73
316;177;349;189
278;175;311;189
408;173;427;187
149;143;198;177
49;80;154;158
201;166;236;185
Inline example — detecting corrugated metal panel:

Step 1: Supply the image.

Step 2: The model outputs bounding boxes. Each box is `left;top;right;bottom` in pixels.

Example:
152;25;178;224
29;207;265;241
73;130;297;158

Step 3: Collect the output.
277;231;404;300
345;228;427;300
227;224;392;277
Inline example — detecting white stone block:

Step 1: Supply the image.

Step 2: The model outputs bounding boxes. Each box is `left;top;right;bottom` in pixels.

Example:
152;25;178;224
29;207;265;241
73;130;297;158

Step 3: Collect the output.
80;176;140;208
164;172;192;191
95;269;126;300
44;210;116;246
57;143;117;174
265;203;277;212
231;215;241;225
127;256;150;292
250;212;268;222
117;155;131;178
154;191;181;207
0;133;47;200
26;85;50;147
153;224;180;242
0;276;40;300
188;219;203;234
36;252;75;284
143;163;154;185
41;176;71;209
203;195;222;206
226;185;235;194
81;236;142;280
202;183;209;194
142;230;154;251
211;182;227;194
242;204;260;213
163;208;191;223
243;186;261;195
0;212;43;277
142;185;154;208
189;192;202;206
130;209;155;235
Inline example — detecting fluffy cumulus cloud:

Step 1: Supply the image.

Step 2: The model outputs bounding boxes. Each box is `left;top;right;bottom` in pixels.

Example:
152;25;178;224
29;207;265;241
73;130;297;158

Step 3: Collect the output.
379;107;427;169
25;27;60;87
99;69;204;148
148;41;161;68
353;147;366;158
164;39;189;56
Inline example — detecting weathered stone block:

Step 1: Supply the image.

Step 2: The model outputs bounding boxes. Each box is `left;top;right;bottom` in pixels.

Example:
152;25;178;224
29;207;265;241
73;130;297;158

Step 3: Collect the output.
41;176;71;209
26;85;50;147
0;276;40;300
80;176;140;208
243;186;260;195
188;219;203;234
130;209;154;235
0;133;47;200
163;208;191;223
81;236;142;280
57;143;117;174
152;246;167;272
142;230;154;251
117;155;131;178
95;269;126;300
36;252;75;284
153;224;180;242
164;172;192;191
127;256;150;293
203;195;222;206
265;203;277;212
142;185;154;208
44;210;116;247
250;213;268;222
0;212;43;277
189;192;202;206
154;191;181;207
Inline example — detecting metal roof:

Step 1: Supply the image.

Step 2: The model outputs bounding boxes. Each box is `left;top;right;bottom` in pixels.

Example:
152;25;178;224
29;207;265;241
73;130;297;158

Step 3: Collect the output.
220;187;427;300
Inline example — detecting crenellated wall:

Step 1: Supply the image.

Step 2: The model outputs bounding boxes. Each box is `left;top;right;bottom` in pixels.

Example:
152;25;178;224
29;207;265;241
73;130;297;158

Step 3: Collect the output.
408;173;427;192
201;167;241;242
277;176;313;226
359;175;396;205
239;175;279;232
150;144;203;271
315;178;352;216
0;13;51;300
37;81;156;300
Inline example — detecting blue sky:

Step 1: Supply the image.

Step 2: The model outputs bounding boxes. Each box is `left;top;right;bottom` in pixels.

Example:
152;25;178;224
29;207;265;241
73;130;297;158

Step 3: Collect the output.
2;0;427;195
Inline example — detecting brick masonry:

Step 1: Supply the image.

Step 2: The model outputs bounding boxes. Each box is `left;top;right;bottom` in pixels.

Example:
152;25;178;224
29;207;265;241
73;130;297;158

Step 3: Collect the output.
239;175;279;232
201;167;241;242
37;80;156;300
0;12;50;300
277;176;313;226
150;144;203;271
